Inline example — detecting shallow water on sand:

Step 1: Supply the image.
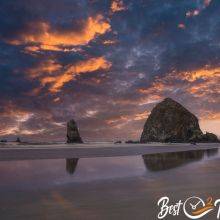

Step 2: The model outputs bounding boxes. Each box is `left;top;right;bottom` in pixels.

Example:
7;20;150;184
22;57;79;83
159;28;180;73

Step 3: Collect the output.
0;148;220;220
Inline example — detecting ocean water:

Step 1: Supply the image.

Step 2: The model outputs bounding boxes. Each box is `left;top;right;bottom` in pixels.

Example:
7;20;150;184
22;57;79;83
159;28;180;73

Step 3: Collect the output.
0;149;220;220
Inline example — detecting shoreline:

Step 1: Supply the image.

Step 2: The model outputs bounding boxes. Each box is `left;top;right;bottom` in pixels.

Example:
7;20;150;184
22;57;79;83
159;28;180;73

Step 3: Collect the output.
0;143;219;161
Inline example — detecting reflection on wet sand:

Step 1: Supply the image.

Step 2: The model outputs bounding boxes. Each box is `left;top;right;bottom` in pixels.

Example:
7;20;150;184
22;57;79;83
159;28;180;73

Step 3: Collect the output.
64;150;219;175
142;148;219;172
66;158;79;174
206;148;219;157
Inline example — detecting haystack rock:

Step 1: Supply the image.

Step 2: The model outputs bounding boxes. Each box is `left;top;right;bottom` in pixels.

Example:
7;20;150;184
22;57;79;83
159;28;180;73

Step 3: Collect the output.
67;119;83;143
140;98;219;143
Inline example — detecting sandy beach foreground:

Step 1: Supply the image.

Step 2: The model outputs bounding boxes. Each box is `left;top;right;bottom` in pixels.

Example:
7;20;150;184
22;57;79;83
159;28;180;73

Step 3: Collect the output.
0;143;219;161
0;148;220;220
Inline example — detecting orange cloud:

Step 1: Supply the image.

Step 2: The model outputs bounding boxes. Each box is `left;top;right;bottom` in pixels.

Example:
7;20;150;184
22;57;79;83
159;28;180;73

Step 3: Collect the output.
111;0;126;13
26;59;62;78
200;112;220;120
200;110;220;137
138;95;163;106
0;104;57;137
0;103;33;121
186;78;219;101
138;82;165;94
1;109;33;123
106;111;149;124
7;15;111;51
0;127;45;136
0;106;38;136
180;67;220;100
138;66;220;105
106;115;129;125
40;56;111;93
138;82;165;105
105;110;150;131
134;110;150;120
182;67;220;82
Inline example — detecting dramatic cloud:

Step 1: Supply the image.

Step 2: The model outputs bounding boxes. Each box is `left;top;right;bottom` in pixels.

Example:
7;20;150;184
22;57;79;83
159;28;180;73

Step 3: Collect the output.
138;66;219;100
40;57;112;93
0;105;37;136
6;15;111;51
26;59;62;78
182;67;220;82
0;0;219;141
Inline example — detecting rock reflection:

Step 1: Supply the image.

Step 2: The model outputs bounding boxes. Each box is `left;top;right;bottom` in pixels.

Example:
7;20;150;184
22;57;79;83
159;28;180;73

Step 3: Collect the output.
66;158;79;174
142;149;218;172
206;148;219;157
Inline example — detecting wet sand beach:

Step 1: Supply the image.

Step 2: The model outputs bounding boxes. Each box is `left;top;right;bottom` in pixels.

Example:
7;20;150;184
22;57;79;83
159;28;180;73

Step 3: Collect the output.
0;143;219;160
0;146;220;219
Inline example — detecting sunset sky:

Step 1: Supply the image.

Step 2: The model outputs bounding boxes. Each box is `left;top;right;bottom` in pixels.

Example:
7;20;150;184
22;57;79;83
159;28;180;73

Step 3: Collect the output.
0;0;219;142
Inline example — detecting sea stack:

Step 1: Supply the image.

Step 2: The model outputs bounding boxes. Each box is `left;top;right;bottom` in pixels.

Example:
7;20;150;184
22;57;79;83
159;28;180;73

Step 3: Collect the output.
67;119;83;143
140;98;219;143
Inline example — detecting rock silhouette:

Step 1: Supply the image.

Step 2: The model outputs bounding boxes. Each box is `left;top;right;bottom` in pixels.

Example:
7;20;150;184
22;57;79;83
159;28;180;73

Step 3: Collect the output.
140;98;219;143
67;119;83;143
16;137;21;143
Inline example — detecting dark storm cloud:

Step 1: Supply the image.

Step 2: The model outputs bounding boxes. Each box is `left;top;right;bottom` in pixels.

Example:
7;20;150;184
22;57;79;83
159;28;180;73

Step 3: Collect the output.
0;0;219;141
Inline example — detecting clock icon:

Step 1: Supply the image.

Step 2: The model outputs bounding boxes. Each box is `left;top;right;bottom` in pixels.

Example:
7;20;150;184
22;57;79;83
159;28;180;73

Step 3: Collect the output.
183;196;214;219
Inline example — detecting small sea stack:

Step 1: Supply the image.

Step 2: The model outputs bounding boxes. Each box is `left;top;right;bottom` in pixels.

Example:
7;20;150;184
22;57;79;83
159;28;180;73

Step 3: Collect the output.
67;119;83;143
140;98;219;143
16;137;21;143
